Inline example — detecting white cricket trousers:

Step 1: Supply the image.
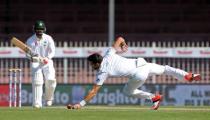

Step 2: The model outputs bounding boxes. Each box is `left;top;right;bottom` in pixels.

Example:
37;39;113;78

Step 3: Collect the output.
123;63;188;99
31;59;56;107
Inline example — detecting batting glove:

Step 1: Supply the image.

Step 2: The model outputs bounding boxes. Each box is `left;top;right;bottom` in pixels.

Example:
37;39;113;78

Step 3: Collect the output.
31;56;41;63
40;57;49;64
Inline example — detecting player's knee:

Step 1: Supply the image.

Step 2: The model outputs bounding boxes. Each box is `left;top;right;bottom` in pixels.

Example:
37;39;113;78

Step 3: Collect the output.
33;72;44;85
45;79;56;88
164;65;173;73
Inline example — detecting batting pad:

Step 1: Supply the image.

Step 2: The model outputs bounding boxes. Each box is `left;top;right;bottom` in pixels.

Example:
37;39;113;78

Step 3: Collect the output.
32;72;44;107
45;80;56;101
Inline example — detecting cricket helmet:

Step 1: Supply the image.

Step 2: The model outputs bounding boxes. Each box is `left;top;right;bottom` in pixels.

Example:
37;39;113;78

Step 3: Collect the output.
33;20;46;32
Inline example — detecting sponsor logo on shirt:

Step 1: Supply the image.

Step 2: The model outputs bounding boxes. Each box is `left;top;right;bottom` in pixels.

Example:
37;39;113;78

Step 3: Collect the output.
43;41;48;47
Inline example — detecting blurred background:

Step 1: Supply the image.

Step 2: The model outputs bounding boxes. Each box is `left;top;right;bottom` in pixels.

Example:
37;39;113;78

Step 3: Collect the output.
0;0;210;106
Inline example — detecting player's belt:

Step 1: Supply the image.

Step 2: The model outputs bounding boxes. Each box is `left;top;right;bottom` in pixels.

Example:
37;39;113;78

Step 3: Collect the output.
135;59;138;68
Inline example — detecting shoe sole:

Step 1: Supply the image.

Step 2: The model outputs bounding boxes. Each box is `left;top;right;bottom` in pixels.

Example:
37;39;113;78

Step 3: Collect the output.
151;95;163;110
193;74;201;81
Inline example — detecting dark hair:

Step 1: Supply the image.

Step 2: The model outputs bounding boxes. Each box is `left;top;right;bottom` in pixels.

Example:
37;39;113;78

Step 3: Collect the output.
87;53;103;64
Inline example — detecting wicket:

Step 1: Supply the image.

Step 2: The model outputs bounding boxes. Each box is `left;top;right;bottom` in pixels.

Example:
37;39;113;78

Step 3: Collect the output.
9;68;22;107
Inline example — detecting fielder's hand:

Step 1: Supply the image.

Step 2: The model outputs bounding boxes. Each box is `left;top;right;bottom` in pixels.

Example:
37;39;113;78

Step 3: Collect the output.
119;42;128;53
67;103;81;110
113;37;128;54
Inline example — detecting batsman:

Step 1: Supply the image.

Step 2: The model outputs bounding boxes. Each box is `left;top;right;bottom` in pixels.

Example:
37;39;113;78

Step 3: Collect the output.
26;20;56;108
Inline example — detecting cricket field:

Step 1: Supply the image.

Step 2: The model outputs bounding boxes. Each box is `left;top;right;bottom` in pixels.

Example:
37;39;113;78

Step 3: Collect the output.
0;106;209;120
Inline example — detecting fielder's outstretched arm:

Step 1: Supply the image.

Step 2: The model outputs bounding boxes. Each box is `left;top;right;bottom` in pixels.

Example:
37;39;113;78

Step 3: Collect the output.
67;84;101;109
84;84;101;102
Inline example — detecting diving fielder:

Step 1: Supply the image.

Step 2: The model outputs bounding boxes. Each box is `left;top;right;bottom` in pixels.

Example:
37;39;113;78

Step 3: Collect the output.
26;20;56;108
67;36;201;110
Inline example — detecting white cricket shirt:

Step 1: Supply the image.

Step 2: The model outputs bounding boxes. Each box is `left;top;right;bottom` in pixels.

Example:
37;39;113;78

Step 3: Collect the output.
95;47;138;85
26;33;55;59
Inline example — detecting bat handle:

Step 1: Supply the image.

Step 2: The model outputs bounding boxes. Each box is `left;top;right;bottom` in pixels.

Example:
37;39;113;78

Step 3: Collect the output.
27;51;38;57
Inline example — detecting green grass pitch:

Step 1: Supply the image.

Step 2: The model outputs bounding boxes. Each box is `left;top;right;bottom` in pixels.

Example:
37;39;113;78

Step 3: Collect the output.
0;106;210;120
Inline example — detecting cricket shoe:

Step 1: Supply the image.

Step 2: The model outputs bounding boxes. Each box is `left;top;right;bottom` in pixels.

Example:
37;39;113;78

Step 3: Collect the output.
151;94;163;110
46;100;53;106
33;104;42;109
184;72;201;82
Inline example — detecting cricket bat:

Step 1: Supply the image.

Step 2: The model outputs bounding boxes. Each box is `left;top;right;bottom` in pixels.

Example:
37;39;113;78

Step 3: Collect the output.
11;37;36;57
